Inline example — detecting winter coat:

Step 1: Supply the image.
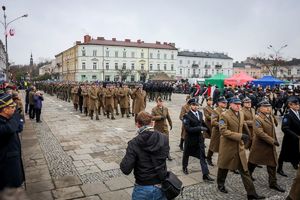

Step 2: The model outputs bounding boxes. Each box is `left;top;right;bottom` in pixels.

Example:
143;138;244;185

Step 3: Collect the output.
120;127;169;185
179;104;190;139
132;89;147;114
34;95;44;109
151;106;172;135
209;106;225;153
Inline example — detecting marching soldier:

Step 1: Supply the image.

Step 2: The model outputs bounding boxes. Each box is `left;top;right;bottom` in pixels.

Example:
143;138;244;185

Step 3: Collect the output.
132;84;147;121
88;83;99;120
104;84;115;120
203;96;213;140
81;84;89;116
113;84;120;116
241;97;255;149
151;97;173;160
206;96;227;166
118;83;131;118
97;83;105;116
248;99;285;193
217;97;264;199
179;95;191;151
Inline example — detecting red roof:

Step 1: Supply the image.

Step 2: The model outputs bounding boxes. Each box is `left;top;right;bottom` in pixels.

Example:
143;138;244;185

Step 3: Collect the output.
82;39;177;50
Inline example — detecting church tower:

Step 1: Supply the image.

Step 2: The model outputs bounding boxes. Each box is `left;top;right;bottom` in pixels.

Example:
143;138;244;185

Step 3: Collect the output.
30;53;33;67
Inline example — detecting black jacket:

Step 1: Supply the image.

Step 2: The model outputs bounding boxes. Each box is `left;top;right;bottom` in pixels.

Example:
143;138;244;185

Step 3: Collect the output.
120;127;169;185
0;112;24;190
281;109;300;164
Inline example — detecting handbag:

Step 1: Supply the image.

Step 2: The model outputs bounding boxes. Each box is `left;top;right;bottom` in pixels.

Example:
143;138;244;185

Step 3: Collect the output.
150;155;183;200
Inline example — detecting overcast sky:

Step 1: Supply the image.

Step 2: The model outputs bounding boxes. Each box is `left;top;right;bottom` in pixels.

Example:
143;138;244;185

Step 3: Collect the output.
2;0;300;65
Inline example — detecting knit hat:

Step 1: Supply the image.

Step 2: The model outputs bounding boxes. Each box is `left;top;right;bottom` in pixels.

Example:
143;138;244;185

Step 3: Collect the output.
0;94;15;109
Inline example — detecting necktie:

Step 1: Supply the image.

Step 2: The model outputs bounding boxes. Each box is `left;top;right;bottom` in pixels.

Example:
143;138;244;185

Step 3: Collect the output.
195;112;199;120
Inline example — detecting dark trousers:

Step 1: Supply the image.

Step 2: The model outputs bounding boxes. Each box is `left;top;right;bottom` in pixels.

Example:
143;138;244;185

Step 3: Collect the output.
29;104;35;119
182;140;209;175
217;167;256;195
25;102;29;114
35;108;41;122
248;162;277;187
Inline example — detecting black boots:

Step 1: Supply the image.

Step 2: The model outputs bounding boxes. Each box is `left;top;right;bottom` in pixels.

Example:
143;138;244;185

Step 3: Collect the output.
179;138;184;151
203;174;214;182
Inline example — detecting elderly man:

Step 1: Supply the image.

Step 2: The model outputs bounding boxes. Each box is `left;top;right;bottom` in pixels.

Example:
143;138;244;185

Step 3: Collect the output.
0;94;24;193
217;97;264;199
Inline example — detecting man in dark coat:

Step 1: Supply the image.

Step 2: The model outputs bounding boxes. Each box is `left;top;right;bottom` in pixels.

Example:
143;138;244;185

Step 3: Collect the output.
182;98;214;182
277;96;300;177
0;94;24;192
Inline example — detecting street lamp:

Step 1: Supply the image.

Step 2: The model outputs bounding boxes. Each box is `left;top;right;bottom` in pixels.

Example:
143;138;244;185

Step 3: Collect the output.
1;6;28;81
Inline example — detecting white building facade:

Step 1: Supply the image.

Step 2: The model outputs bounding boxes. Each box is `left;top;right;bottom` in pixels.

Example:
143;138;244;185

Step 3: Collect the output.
176;51;233;79
0;40;6;81
59;35;177;82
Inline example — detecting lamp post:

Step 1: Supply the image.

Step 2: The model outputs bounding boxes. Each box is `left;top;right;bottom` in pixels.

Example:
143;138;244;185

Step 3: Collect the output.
267;44;288;78
1;6;28;81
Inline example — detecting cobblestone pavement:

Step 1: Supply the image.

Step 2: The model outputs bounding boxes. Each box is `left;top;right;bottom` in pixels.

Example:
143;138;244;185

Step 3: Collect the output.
21;92;297;200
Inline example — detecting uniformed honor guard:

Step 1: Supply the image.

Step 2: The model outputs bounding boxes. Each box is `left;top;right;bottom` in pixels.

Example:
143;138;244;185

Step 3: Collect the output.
277;96;300;177
132;84;147;122
179;95;191;151
104;84;115;120
203;96;213;139
182;98;214;182
206;96;227;166
248;99;285;193
217;97;264;199
241;97;256;149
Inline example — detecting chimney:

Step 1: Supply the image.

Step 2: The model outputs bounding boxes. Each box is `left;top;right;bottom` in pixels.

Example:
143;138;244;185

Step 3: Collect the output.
137;39;141;43
84;35;91;43
112;38;116;41
169;43;175;47
75;41;81;45
97;37;105;40
156;41;161;45
125;39;131;42
163;42;167;45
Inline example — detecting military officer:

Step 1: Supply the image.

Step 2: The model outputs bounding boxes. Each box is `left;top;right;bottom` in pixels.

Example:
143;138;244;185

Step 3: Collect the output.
118;83;131;118
113;84;120;116
179;95;191;151
277;96;300;177
217;97;264;199
88;83;99;120
248;99;285;193
241;97;256;149
81;84;89;116
132;84;147;121
203;96;213;140
206;96;227;166
104;84;115;120
97;83;105;116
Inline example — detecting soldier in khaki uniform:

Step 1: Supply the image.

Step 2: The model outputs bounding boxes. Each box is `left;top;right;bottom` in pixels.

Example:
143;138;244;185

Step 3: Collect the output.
71;85;79;111
206;96;227;166
132;84;147;121
97;83;105;116
88;83;99;120
179;95;191;151
118;83;131;118
151;97;172;160
203;96;213;139
104;84;115;120
248;100;285;193
113;84;120;116
241;97;256;149
217;97;264;199
81;84;89;116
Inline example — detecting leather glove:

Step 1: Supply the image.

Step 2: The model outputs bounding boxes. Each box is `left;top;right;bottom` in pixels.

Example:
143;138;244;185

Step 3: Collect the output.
200;126;208;132
274;141;280;146
241;134;249;144
170;125;172;130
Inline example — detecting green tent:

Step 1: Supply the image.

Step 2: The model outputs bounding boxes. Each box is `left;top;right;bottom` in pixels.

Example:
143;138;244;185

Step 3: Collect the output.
205;73;228;89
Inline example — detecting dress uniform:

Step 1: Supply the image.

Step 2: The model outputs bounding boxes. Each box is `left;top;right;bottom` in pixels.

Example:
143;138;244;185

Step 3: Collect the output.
203;96;213;139
241;97;256;149
278;96;300;177
132;84;147;121
248;100;285;193
88;84;99;120
217;98;264;199
97;84;105;115
182;98;214;182
179;95;191;150
104;84;115;120
81;85;89;116
207;96;227;166
118;84;131;118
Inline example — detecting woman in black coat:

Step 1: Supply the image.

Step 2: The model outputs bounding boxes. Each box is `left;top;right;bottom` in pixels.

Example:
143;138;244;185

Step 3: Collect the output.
0;94;24;191
277;97;300;177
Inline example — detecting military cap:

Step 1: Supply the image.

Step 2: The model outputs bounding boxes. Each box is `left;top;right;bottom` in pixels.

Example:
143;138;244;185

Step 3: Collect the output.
218;96;228;103
287;96;299;104
156;97;163;102
242;97;251;103
187;98;199;105
0;94;15;109
257;99;271;107
229;97;242;104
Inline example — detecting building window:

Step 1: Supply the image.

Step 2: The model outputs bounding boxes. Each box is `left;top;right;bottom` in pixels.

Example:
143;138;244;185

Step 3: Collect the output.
114;75;119;82
164;54;167;59
82;62;86;70
198;69;201;74
92;75;97;80
150;64;153;70
93;62;97;70
115;51;118;58
157;53;160;59
123;51;126;58
193;69;196;75
171;64;174;71
179;60;182;64
106;50;109;57
171;54;174;60
193;61;196;64
93;50;97;56
198;61;201;65
131;63;135;70
105;75;110;81
141;64;144;70
188;60;190;64
81;75;86;81
228;70;230;75
188;69;190;75
82;49;86;56
297;69;300;75
212;61;215;66
164;64;167;71
131;75;135;82
157;64;160;70
105;63;109;70
150;53;153;59
288;69;292;75
131;52;135;58
212;69;214;74
180;68;182;75
115;63;118;70
122;63;126;70
141;52;144;58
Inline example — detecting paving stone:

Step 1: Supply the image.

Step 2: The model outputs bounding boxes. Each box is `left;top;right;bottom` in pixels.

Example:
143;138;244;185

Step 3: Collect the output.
75;148;93;155
71;154;93;161
74;196;101;200
178;175;199;186
81;182;109;196
99;190;131;200
104;176;133;191
53;176;82;188
26;180;55;193
27;191;54;200
52;186;84;199
97;162;120;171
